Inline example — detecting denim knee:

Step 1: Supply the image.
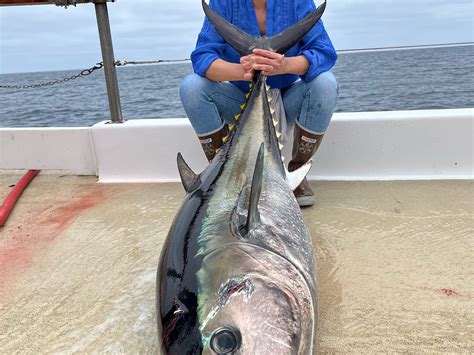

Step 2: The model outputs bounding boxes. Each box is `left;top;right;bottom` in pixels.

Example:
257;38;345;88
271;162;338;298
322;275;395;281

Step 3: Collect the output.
298;71;339;133
179;73;210;111
307;71;339;103
179;74;217;134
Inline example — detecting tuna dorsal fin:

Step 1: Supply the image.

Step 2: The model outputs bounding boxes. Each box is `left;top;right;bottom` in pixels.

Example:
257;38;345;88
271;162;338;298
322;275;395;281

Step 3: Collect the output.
246;143;265;232
177;153;201;193
268;1;326;54
202;0;256;56
286;160;313;191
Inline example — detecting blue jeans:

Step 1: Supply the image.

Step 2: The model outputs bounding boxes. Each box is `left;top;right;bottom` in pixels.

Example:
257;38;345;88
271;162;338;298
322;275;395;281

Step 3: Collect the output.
180;72;338;136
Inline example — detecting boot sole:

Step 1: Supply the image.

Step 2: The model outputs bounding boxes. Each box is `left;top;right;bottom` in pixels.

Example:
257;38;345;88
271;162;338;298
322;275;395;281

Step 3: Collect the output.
296;195;315;207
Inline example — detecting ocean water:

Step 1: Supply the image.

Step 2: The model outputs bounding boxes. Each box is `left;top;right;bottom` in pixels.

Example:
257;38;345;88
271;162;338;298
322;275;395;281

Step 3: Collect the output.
0;45;473;128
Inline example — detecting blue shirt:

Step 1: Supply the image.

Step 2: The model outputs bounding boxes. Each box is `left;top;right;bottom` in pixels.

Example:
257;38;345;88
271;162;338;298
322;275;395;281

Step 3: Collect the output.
191;0;337;91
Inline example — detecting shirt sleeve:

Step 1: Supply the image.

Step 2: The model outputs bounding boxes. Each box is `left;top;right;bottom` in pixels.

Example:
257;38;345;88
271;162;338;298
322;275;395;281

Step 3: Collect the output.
297;1;338;82
191;0;228;77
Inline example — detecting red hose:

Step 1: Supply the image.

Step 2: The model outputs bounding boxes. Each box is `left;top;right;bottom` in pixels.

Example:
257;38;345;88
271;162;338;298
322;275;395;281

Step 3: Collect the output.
0;170;40;227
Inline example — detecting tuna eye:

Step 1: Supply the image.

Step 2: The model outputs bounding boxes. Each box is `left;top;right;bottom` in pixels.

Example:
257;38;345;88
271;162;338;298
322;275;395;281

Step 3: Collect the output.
210;327;240;354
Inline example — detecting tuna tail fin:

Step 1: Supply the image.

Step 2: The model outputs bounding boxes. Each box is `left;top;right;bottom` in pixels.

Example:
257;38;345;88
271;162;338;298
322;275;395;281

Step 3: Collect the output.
177;153;201;193
202;0;256;56
268;1;326;54
246;143;265;232
201;0;326;55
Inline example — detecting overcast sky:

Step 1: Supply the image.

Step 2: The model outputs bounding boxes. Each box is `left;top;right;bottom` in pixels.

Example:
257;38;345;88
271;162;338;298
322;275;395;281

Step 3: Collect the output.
0;0;472;74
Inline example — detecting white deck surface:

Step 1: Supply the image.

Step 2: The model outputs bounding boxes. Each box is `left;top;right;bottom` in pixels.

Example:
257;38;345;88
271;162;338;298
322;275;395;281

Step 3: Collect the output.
0;173;472;353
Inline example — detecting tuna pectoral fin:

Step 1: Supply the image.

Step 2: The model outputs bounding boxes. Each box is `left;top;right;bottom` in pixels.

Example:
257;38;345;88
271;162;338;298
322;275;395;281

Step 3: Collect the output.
268;1;326;54
286;160;313;191
177;153;201;193
202;0;256;56
246;143;265;232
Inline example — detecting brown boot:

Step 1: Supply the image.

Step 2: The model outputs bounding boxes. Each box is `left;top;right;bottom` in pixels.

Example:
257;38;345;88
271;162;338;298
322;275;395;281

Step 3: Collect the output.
288;122;324;207
198;123;229;162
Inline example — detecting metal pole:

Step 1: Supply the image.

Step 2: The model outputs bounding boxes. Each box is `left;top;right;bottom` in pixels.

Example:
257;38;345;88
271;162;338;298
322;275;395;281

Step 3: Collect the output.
94;0;123;123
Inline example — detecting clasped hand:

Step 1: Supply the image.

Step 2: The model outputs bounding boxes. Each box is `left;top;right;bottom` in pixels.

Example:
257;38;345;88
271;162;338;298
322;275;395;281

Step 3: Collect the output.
240;49;287;81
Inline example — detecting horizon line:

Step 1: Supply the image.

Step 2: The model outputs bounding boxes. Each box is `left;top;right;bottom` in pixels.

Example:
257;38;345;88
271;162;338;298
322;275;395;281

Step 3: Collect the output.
1;42;473;76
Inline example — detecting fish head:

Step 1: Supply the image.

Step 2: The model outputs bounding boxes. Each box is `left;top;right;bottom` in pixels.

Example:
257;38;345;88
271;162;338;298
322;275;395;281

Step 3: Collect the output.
197;244;316;354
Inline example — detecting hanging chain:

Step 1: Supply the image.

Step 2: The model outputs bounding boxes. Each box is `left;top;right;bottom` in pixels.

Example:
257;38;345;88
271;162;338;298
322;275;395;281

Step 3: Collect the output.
0;62;104;90
115;59;190;66
0;59;190;90
53;1;117;9
53;0;78;8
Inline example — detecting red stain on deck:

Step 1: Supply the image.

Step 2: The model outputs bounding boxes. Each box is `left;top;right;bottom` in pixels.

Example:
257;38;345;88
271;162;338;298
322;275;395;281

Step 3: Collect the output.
42;192;108;234
0;184;119;293
0;246;32;289
437;288;462;297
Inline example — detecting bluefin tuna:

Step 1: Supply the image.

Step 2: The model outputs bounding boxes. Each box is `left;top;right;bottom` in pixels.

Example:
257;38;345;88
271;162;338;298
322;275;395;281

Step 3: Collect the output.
157;1;327;353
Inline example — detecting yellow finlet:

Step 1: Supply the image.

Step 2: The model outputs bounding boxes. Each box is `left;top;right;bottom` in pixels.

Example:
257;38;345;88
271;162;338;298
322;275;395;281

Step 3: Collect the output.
268;96;273;103
216;148;221;154
276;131;282;139
234;113;241;120
265;83;270;91
240;104;246;110
281;156;285;162
229;124;236;131
245;92;250;99
272;119;278;126
222;136;229;143
279;143;284;150
270;107;276;115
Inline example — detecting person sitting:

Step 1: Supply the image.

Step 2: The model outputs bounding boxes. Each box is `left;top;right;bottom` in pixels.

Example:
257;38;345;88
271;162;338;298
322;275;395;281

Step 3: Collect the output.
180;0;338;207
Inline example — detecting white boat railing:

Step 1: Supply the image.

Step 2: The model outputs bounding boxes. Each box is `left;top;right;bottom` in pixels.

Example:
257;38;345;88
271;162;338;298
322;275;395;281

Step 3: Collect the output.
0;0;124;123
1;108;472;182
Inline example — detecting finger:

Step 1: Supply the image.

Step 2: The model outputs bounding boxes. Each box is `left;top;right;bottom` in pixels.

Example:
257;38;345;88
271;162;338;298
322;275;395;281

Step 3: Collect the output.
253;56;272;65
240;56;250;64
243;61;254;71
253;64;274;72
242;57;253;67
243;70;254;81
253;56;280;67
240;54;255;64
253;48;282;60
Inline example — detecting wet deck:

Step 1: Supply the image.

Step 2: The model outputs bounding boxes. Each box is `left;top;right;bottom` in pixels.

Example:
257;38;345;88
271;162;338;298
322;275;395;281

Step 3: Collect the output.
0;172;472;353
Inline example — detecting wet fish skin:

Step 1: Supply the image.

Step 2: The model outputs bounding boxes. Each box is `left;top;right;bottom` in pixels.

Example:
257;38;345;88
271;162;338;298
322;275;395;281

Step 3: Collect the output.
157;2;327;354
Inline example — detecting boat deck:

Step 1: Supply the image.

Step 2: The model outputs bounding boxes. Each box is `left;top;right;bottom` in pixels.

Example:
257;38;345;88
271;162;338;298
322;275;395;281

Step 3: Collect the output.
0;172;472;353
